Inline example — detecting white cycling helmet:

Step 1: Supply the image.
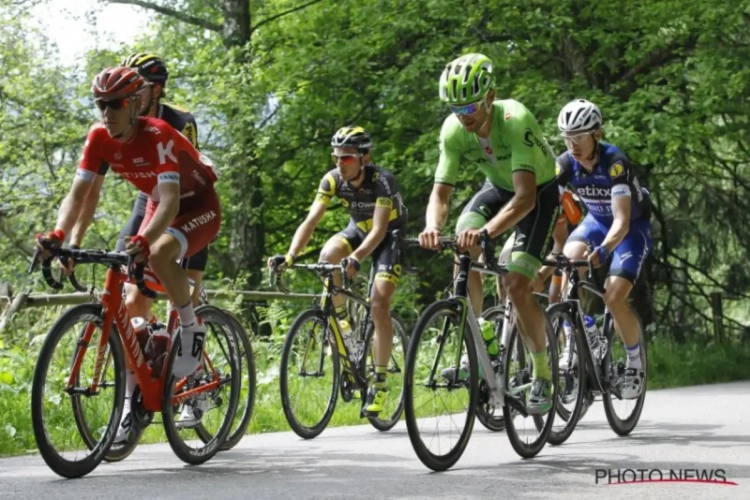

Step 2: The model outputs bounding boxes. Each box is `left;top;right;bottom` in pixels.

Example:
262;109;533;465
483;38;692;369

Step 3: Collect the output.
557;99;602;134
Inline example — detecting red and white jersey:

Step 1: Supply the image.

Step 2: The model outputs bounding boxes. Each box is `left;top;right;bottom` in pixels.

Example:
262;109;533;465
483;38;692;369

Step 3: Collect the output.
77;117;217;201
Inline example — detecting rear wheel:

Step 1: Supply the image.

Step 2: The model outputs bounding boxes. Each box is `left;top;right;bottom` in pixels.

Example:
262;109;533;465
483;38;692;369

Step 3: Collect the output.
361;312;408;431
162;306;240;465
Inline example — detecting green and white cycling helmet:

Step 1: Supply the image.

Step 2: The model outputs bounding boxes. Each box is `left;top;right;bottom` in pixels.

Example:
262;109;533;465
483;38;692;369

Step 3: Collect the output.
439;53;495;105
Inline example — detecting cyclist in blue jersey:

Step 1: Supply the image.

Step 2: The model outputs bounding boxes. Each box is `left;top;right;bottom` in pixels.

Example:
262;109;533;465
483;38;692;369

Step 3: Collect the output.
554;99;652;399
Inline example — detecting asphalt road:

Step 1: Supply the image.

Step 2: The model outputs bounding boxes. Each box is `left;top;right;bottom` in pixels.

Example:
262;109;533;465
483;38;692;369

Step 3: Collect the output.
1;381;749;499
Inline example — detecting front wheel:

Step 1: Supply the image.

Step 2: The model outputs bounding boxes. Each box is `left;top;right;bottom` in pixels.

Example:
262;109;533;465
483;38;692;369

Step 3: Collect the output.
535;303;588;446
503;308;559;458
602;313;647;435
32;304;125;478
279;308;340;439
404;299;478;472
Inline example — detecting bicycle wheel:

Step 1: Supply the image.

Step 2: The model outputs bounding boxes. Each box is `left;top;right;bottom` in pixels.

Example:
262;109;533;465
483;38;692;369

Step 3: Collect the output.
404;299;478;472
162;306;241;465
279;308;340;439
602;314;647;435
194;309;256;451
360;312;408;431
503;309;559;458
32;304;125;478
219;310;256;449
73;346;145;464
535;303;588;446
476;305;505;432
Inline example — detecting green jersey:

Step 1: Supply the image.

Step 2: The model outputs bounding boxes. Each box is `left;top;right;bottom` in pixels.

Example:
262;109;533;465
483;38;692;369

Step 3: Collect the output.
435;99;556;192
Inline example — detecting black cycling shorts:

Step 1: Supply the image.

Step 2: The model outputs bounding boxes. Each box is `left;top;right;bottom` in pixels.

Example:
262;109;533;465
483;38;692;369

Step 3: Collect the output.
334;220;402;285
456;179;560;279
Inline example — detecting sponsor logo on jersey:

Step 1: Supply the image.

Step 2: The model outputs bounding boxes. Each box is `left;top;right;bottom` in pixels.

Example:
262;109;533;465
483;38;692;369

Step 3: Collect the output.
523;128;549;156
609;162;624;178
157;140;177;165
181;210;218;233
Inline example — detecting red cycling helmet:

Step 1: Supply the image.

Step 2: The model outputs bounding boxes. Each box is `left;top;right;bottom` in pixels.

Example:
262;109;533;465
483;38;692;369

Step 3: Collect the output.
92;67;144;100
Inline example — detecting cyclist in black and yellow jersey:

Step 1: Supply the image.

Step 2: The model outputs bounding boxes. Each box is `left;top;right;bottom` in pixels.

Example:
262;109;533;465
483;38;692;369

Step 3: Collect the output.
269;126;407;416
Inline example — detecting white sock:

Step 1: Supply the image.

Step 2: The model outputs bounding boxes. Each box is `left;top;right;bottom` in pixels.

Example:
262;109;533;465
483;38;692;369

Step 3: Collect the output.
626;343;642;370
177;301;196;327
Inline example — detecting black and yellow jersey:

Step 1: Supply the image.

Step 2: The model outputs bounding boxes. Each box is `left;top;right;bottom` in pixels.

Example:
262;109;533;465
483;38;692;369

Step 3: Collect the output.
315;164;407;232
159;103;198;148
96;103;198;174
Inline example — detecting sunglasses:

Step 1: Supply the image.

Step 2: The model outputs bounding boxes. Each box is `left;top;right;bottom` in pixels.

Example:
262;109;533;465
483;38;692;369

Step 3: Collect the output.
449;100;484;116
331;153;360;166
561;133;593;145
95;98;130;111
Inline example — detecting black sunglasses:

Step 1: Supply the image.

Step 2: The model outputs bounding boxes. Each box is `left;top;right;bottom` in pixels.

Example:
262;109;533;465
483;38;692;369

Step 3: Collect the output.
95;98;129;111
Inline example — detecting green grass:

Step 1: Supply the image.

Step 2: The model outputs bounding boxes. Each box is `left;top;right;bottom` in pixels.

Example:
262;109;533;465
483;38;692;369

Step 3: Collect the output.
2;334;750;457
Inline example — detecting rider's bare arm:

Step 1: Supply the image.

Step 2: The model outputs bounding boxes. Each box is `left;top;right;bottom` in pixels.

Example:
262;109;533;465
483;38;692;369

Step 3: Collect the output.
351;205;390;262
55;174;97;238
287;201;327;258
70;175;105;246
425;183;453;231
601;194;631;251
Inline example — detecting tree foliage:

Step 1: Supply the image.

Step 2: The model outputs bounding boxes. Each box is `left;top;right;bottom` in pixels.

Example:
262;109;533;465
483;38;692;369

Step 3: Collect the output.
1;0;749;341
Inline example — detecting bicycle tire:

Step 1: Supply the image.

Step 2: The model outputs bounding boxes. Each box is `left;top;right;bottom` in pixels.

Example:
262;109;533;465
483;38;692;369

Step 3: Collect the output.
361;311;408;431
32;303;125;478
404;299;478;472
218;310;256;450
602;313;647;436
503;309;559;458
279;308;340;439
535;303;588;446
192;308;256;450
161;306;241;465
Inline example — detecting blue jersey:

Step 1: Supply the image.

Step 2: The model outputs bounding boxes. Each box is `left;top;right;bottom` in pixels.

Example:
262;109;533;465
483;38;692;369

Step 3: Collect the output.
555;142;650;226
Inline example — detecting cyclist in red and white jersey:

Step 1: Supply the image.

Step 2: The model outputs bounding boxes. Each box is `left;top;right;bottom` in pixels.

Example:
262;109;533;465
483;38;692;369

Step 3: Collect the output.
36;66;220;385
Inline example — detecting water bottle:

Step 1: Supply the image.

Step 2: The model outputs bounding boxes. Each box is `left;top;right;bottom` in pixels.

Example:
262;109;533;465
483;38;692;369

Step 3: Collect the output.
584;315;600;357
478;317;499;359
131;317;152;358
150;322;170;377
340;319;358;361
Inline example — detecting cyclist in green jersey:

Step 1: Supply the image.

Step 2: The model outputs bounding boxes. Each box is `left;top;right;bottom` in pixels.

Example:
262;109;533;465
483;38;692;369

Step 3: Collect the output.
419;53;560;414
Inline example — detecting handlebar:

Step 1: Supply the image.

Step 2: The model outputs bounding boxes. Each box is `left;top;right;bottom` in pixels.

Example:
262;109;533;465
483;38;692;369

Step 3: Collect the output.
541;246;605;292
29;244;157;298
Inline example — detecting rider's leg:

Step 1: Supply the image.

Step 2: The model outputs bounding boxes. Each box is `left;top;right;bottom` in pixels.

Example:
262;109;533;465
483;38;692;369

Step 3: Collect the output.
183;244;210;307
319;232;357;324
506;181;559;414
605;222;652;398
115;194;150;442
365;276;397;414
150;191;221;379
